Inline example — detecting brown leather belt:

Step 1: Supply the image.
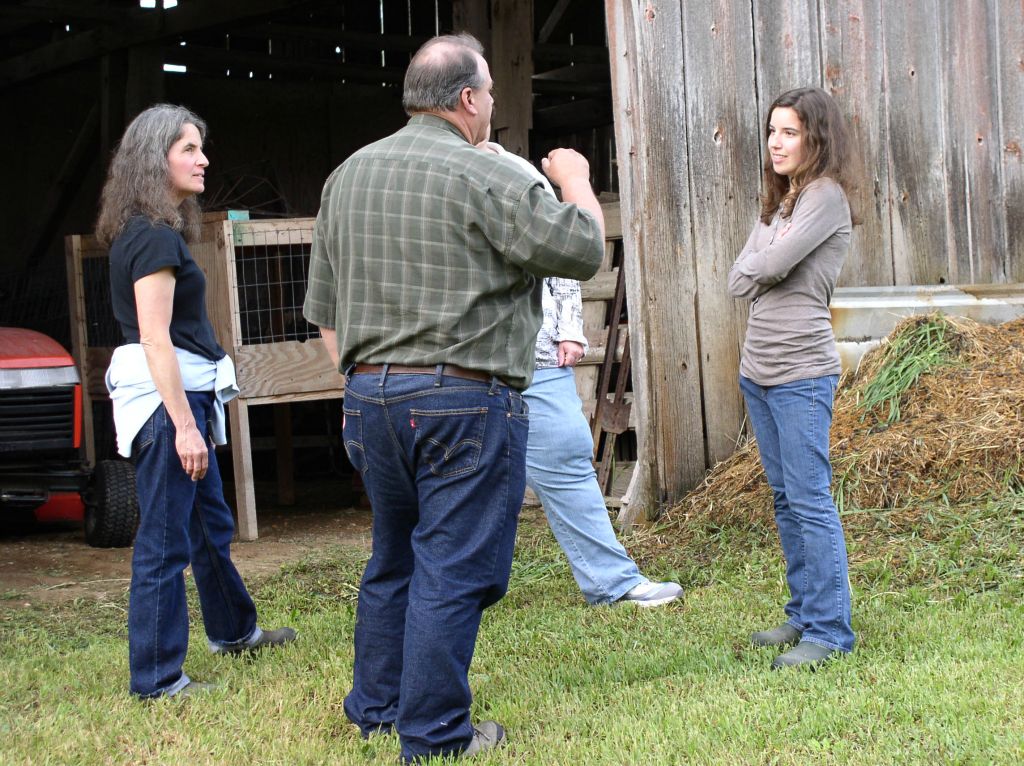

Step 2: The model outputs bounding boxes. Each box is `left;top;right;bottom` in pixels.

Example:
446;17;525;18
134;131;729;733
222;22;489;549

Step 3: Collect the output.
352;363;491;383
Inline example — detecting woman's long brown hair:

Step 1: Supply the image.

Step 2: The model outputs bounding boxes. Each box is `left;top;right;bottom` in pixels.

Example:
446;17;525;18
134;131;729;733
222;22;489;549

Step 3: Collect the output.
759;87;860;225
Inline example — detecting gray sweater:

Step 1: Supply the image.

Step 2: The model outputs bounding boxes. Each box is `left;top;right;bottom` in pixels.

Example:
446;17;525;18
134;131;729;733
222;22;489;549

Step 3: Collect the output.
728;177;851;386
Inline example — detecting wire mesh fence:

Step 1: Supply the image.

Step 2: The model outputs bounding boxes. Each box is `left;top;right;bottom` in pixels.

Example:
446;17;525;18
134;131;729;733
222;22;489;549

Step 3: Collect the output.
233;226;319;345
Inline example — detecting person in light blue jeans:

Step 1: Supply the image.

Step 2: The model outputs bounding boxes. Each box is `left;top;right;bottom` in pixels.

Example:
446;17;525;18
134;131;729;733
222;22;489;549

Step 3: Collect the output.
524;279;683;607
482;141;682;608
728;87;859;668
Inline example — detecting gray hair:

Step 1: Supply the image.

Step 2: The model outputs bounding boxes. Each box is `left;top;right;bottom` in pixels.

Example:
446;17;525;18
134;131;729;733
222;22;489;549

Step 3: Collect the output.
96;103;207;246
402;33;485;115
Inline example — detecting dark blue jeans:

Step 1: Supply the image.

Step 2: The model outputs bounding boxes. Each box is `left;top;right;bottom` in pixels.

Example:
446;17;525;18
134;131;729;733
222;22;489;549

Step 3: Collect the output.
740;374;855;653
128;390;258;697
341;368;528;763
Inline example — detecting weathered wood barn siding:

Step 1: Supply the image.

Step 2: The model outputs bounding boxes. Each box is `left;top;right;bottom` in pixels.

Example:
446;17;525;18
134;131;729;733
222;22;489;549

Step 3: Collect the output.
606;0;1024;520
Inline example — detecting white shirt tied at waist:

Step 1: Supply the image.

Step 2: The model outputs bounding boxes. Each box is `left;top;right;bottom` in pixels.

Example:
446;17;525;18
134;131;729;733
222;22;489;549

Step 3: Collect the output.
105;344;240;458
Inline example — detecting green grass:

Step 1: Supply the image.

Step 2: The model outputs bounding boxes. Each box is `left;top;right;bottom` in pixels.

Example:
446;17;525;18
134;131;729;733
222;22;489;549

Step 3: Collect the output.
2;497;1023;765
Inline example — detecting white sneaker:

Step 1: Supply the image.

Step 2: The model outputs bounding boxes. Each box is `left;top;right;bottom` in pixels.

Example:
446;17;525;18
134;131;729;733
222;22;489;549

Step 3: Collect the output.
619;580;683;607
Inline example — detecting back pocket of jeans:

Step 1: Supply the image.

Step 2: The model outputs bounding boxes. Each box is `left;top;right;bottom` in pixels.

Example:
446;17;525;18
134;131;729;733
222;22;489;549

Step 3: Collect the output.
342;408;367;475
412;406;488;478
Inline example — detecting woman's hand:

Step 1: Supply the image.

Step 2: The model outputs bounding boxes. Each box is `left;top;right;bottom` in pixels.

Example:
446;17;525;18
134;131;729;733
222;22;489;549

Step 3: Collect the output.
558;340;585;367
176;422;209;481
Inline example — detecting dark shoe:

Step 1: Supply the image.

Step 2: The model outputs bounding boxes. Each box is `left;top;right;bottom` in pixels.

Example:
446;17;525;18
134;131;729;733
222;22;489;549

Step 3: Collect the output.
216;626;298;655
771;640;838;670
173;681;218;698
463;721;506;757
751;623;802;648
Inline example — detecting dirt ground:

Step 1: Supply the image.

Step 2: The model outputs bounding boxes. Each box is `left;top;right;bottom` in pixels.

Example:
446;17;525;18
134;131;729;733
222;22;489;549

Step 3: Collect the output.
0;480;373;609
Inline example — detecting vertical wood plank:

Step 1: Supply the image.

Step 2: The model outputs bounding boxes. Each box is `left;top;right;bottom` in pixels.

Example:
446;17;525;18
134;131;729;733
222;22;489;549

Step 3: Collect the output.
882;0;951;285
606;0;707;523
941;0;1007;283
996;0;1024;281
751;0;821;108
491;0;534;156
820;0;892;286
274;403;295;506
65;235;96;468
229;399;258;541
681;0;760;463
452;0;491;51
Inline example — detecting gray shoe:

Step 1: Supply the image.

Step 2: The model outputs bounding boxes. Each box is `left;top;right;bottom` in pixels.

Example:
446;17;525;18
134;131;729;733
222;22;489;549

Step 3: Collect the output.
771;640;838;670
463;721;506;757
216;626;298;655
751;623;802;648
173;681;218;698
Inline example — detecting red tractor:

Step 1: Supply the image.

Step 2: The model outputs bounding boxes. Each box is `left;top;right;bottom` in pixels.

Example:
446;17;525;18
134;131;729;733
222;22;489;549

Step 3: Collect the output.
0;327;137;547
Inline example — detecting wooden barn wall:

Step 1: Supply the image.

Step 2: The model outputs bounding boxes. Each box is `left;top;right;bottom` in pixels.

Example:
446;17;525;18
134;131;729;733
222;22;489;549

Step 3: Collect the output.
607;0;1024;513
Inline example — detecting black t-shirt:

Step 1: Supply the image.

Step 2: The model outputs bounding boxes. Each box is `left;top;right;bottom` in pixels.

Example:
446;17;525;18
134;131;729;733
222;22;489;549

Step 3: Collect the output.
109;215;226;361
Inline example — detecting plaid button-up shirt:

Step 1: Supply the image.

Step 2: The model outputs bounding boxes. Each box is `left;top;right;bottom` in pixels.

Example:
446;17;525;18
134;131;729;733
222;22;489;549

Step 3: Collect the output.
303;114;604;390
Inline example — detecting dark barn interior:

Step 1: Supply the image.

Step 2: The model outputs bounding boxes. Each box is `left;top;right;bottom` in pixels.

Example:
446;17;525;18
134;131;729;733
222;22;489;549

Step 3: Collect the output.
0;0;619;503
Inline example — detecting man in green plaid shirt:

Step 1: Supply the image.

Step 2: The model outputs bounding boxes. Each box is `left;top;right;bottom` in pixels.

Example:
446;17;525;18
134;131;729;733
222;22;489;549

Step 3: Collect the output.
303;33;604;764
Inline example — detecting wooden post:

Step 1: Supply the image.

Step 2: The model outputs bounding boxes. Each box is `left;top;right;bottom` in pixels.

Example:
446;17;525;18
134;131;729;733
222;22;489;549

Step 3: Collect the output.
274;403;295;506
229;398;258;541
452;0;491;53
605;0;707;524
65;235;96;469
491;0;533;157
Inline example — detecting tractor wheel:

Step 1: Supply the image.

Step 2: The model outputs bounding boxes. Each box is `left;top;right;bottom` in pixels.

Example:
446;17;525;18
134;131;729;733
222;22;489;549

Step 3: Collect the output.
85;459;139;548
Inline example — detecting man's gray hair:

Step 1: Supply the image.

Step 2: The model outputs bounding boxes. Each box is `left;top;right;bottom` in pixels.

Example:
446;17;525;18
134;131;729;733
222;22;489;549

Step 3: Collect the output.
402;33;485;115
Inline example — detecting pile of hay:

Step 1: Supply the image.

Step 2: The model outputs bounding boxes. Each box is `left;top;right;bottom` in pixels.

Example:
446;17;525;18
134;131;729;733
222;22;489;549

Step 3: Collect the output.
660;313;1024;538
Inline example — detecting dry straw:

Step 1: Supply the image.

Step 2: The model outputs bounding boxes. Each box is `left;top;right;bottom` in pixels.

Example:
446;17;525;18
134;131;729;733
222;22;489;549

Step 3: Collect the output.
656;313;1024;544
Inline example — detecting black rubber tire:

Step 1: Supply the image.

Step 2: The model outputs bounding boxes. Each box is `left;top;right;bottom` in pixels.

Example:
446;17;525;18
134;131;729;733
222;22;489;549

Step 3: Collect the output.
84;459;139;548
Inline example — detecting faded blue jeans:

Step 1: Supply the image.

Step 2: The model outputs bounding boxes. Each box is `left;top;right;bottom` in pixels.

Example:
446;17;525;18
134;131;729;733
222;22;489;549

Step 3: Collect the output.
129;390;260;697
340;368;528;763
740;374;855;653
524;366;643;603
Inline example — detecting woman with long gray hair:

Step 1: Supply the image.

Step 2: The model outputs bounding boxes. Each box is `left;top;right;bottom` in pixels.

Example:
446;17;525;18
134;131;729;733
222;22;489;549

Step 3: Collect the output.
98;104;295;698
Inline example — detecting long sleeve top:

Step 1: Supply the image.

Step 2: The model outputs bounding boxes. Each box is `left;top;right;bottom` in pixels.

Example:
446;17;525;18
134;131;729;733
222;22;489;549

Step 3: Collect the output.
728;177;851;386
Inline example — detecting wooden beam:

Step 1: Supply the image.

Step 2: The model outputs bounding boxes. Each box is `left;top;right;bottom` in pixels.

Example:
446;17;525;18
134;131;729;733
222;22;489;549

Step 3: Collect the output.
537;0;574;43
245;23;430;53
164;43;406;84
534;43;608;66
452;0;491;53
533;97;612;133
0;2;124;25
25;104;99;264
0;0;315;87
491;0;533;156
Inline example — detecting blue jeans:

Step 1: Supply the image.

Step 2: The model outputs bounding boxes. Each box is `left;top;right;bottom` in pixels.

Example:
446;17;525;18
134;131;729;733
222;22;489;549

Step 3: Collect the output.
524;366;643;604
128;390;259;697
739;375;855;653
340;368;528;763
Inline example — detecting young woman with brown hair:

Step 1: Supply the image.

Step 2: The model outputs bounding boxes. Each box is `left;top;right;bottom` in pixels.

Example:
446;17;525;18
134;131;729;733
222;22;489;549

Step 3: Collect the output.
728;87;858;669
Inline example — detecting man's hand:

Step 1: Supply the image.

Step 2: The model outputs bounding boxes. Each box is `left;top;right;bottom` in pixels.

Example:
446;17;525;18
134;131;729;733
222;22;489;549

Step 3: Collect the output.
558;340;585;368
541;148;591;189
